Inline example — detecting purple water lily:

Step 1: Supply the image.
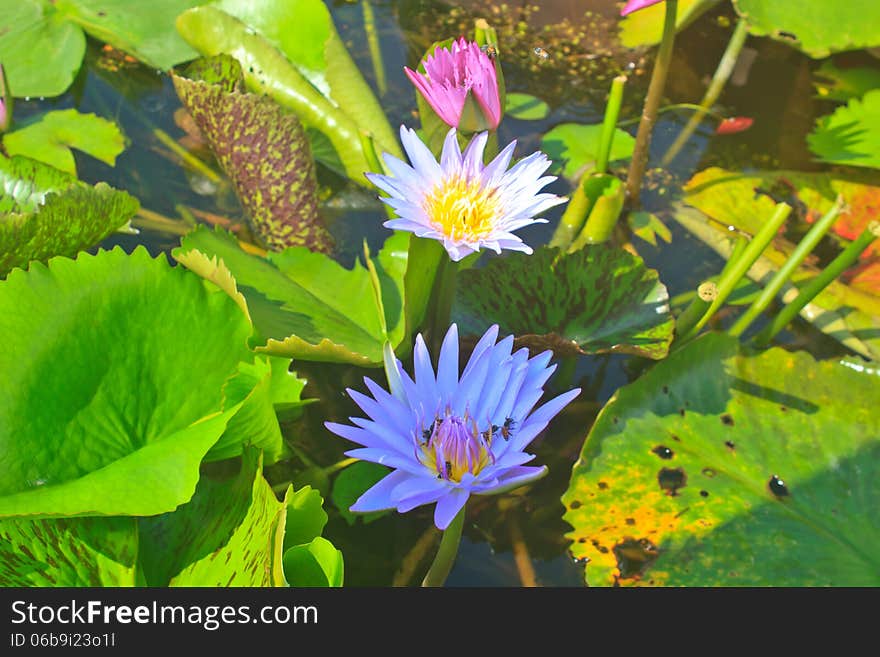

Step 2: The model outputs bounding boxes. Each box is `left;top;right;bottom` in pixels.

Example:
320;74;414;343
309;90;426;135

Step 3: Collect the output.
366;126;565;262
405;37;502;132
620;0;665;16
325;324;581;530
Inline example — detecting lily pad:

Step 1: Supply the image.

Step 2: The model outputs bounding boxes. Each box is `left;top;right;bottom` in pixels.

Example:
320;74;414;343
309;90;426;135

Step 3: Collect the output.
173;55;330;252
0;516;137;586
453;246;674;359
140;449;289;586
619;0;721;48
505;92;550;121
331;461;389;525
541;123;635;180
174;226;423;366
812;61;880;103
3;109;127;175
0;0;207;98
733;0;880;58
808;89;880;170
563;333;880;586
0;246;253;518
0;154;139;277
282;485;343;586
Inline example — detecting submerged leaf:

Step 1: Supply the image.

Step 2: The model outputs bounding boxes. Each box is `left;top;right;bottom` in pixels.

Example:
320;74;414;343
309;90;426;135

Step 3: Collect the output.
0;154;138;276
173;55;331;252
808;89;880;170
564;333;880;586
812;61;880;103
453;246;674;360
3;109;127;175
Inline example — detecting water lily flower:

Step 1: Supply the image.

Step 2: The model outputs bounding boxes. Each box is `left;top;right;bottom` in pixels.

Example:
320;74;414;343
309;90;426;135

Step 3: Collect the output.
366;126;566;261
405;37;502;132
620;0;665;16
325;324;581;530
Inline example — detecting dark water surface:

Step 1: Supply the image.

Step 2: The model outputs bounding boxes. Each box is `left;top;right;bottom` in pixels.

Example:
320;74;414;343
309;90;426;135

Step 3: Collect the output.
13;0;858;585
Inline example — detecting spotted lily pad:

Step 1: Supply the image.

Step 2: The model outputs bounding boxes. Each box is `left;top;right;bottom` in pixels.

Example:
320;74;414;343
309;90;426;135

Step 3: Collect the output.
733;0;880;58
0;154;138;277
172;55;330;253
808;89;880;171
453;246;674;359
563;333;880;586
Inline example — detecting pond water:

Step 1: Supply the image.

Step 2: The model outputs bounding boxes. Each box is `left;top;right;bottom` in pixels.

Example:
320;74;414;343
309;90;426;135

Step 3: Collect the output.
9;0;864;585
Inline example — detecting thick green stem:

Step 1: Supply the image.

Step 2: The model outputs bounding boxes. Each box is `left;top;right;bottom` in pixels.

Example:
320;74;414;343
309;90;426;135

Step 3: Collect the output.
753;221;880;346
549;179;592;250
596;75;628;174
362;1;387;96
430;258;459;352
661;18;749;166
422;507;465;587
675;281;717;339
624;0;678;208
730;197;844;338
570;176;625;247
679;203;792;342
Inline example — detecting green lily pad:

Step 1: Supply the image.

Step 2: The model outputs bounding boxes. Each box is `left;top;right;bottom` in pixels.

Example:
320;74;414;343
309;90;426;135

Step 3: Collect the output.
619;0;721;47
505;92;549;121
0;0;207;98
281;484;343;586
813;61;880;103
174;226;424;366
541;123;635;180
0;154;139;277
0;516;137;586
214;0;399;160
331;461;389;526
140;449;289;586
3;109;127;175
681;167;880;359
808;89;880;170
0;246;254;518
563;333;880;586
453;246;674;360
173;55;331;253
733;0;880;58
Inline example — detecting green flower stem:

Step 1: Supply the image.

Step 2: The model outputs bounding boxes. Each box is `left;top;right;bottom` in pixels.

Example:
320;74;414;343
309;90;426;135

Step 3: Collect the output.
679;202;792;342
596;75;628;174
430;257;459;352
674;281;717;339
571;176;625;247
624;0;678;208
422;506;465;587
549;177;593;250
754;221;880;346
151;127;223;184
730;196;845;338
133;208;189;236
661;18;750;166
362;1;387;96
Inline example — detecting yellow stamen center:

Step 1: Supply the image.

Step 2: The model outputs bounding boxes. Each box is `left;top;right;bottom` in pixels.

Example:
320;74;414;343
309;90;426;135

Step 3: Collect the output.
422;175;500;243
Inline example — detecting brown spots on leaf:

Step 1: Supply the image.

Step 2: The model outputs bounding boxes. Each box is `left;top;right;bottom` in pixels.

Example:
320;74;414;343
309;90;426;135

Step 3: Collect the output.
721;413;734;426
613;537;659;580
658;467;687;496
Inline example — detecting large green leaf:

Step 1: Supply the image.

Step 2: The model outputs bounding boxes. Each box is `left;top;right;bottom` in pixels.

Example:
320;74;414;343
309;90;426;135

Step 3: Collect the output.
733;0;880;58
3;109;127;175
563;333;880;586
812;61;880;103
0;516;137;585
141;449;288;586
0;0;206;98
619;0;720;47
175;6;378;186
214;0;399;159
681;167;880;359
173;55;331;252
0;154;139;276
808;89;880;170
0;246;253;517
541;123;635;180
174;226;421;366
281;485;343;586
453;246;674;360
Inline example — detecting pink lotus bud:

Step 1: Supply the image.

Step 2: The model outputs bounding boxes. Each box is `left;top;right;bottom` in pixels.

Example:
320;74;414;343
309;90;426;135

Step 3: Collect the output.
620;0;666;16
715;116;754;135
405;38;502;133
